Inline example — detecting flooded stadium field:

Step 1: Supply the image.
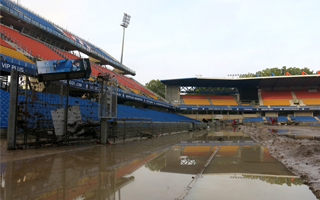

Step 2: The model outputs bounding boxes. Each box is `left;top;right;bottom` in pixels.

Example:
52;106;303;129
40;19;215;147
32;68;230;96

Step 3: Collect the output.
0;128;318;200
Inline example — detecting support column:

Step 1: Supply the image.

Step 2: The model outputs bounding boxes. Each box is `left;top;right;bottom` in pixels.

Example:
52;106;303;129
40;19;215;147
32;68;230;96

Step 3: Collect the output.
64;81;69;143
101;118;108;144
7;70;19;150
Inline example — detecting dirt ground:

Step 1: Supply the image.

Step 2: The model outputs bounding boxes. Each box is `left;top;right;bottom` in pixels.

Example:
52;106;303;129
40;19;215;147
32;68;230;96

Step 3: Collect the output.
241;125;320;199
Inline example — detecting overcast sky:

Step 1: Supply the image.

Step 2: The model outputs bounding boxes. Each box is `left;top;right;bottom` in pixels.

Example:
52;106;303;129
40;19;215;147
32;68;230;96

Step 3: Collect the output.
19;0;320;84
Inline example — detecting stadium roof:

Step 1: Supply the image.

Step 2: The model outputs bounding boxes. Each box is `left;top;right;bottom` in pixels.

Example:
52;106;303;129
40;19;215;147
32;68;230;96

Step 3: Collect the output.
161;75;320;88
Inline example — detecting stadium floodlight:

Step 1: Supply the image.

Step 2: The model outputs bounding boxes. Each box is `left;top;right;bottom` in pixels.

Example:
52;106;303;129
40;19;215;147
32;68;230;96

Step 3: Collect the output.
120;13;131;64
121;13;131;28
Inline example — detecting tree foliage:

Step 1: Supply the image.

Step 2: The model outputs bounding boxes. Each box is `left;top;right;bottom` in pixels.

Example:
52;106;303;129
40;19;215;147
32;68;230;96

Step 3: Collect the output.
240;66;314;77
145;79;165;98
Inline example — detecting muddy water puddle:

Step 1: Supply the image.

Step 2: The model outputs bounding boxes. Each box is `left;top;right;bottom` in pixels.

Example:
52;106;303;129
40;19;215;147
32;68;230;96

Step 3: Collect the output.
264;128;320;140
0;128;317;199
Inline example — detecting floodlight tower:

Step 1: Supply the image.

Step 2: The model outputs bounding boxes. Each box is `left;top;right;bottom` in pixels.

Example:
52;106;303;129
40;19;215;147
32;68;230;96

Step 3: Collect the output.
120;13;131;64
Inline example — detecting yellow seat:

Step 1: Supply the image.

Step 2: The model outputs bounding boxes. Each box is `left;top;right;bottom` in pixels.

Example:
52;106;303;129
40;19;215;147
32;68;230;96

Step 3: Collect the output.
210;99;237;105
0;46;34;63
301;99;320;105
262;99;290;105
184;99;211;105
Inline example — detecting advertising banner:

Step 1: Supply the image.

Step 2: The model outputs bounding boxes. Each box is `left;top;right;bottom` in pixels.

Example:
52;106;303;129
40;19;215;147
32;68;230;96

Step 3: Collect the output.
37;58;91;81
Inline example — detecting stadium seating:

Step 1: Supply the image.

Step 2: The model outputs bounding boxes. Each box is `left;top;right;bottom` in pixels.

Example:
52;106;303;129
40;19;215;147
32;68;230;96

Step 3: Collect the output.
266;116;288;122
0;45;34;63
0;90;9;128
242;117;263;122
0;38;15;49
260;91;292;106
182;95;211;105
263;99;290;106
208;95;237;105
290;116;318;122
301;99;320;105
260;91;293;99
90;62;157;99
293;90;320;105
90;64;101;77
0;89;198;128
0;24;64;60
294;91;320;99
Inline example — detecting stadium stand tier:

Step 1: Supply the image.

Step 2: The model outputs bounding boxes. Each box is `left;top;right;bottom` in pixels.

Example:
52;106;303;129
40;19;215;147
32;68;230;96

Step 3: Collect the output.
1;24;64;60
89;62;158;99
242;117;264;122
208;95;237;105
294;90;320;106
182;95;211;105
2;0;320;128
266;117;288;122
260;91;292;106
290;116;318;122
0;37;15;49
0;45;34;63
294;90;320;99
0;89;197;128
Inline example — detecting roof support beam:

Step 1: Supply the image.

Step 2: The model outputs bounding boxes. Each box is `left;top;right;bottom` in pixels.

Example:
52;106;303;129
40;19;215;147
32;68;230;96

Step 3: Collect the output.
288;77;299;87
304;76;319;87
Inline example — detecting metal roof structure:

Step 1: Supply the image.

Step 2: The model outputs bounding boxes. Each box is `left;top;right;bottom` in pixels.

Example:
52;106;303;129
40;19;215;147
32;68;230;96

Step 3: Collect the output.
161;75;320;88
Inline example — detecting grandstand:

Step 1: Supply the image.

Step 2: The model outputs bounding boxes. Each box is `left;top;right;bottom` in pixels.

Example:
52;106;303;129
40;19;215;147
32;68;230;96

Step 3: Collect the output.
1;0;320;148
0;0;203;147
161;76;320;123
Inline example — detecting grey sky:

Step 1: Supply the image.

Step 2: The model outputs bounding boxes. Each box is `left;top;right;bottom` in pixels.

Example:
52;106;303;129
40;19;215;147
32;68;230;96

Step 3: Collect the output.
19;0;320;84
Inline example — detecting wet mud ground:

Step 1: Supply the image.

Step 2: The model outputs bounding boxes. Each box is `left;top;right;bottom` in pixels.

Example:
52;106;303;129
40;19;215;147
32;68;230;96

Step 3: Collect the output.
0;127;318;200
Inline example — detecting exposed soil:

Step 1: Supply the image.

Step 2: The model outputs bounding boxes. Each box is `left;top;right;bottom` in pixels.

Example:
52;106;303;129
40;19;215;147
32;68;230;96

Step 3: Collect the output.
241;125;320;199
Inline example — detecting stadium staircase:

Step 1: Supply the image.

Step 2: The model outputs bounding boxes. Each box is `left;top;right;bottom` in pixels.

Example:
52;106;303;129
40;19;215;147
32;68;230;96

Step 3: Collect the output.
291;91;297;100
315;117;320;122
180;98;185;105
258;92;263;105
206;96;213;105
233;96;241;106
262;117;267;123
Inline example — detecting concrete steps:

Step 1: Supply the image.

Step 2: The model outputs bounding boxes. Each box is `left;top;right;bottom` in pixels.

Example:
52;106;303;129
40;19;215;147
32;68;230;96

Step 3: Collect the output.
258;92;263;105
207;96;213;105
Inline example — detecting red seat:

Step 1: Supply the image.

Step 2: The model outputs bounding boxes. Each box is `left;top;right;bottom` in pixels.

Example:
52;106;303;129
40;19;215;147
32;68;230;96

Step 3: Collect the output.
0;24;63;60
0;38;15;50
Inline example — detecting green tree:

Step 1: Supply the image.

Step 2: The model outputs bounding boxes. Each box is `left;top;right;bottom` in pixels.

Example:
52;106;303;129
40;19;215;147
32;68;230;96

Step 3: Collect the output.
145;79;165;98
241;66;314;77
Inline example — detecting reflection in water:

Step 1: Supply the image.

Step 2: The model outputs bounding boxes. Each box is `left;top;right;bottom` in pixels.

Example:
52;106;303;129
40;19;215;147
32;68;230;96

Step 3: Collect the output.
264;128;320;140
0;128;316;200
1;133;193;200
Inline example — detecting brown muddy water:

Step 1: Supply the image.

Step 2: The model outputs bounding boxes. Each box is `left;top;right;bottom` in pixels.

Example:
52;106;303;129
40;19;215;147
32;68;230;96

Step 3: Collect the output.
0;128;317;200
